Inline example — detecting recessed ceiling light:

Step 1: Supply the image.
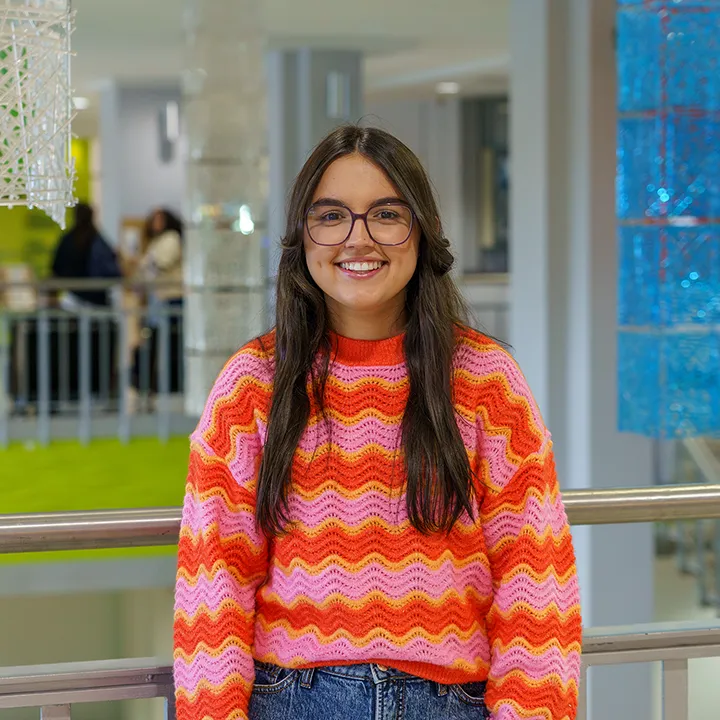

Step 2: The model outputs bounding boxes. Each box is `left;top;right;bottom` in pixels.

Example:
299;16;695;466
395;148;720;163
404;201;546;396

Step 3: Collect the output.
436;81;461;95
73;96;90;110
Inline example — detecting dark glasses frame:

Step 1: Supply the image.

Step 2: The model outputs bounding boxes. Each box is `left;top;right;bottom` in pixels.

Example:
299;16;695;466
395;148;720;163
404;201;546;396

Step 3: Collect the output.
305;200;416;247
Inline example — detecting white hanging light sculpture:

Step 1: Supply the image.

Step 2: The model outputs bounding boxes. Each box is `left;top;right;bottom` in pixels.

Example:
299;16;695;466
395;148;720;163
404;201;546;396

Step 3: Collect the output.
0;0;75;227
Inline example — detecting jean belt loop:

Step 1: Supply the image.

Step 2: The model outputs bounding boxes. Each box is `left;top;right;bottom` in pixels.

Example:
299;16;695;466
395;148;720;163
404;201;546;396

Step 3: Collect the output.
437;682;449;697
299;667;315;689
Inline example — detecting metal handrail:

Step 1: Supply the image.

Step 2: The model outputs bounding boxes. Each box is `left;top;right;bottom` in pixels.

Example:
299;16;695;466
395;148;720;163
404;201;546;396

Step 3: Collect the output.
0;277;271;293
0;657;175;717
1;483;719;554
0;620;719;719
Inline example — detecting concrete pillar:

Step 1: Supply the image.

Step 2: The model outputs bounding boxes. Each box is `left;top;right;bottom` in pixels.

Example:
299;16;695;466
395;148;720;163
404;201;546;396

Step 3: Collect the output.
183;0;269;416
510;1;654;718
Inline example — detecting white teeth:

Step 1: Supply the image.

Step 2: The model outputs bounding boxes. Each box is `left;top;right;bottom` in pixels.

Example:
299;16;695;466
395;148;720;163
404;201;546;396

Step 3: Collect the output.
339;261;384;272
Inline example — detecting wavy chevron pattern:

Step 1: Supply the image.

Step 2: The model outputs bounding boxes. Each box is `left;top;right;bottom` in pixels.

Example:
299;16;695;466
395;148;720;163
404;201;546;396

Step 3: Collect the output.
173;329;582;720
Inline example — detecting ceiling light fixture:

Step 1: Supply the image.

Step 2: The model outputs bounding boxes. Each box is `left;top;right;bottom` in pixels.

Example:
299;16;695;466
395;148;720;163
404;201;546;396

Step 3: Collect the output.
436;81;461;96
72;96;90;110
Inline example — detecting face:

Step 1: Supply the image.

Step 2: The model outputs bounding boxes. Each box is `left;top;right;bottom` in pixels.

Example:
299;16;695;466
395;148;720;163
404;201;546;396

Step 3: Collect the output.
151;211;165;235
303;153;420;334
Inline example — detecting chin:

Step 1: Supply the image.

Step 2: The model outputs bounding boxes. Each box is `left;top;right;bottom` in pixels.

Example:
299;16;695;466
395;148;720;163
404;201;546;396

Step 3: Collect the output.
331;292;386;314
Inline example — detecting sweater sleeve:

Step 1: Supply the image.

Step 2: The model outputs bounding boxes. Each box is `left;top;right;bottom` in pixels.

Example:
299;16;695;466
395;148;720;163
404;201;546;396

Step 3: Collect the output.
173;348;270;720
479;405;582;719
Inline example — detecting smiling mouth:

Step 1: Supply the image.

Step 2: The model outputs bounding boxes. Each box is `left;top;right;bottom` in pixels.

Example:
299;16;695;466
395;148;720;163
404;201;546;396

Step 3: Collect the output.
336;260;388;274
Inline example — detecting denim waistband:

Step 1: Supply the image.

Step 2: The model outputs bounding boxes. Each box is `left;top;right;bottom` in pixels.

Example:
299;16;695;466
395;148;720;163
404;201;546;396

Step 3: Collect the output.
254;660;487;690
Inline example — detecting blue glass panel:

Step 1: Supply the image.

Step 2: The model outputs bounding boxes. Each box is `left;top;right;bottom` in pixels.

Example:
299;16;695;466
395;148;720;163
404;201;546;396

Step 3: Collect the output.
666;112;720;217
617;116;664;219
663;227;720;325
663;332;720;436
618;331;660;436
666;8;720;110
618;226;662;327
621;1;720;7
619;331;720;437
617;10;662;112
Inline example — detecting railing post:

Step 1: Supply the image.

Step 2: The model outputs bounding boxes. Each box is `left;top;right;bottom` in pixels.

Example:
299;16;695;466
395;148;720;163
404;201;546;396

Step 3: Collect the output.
36;309;51;446
58;315;70;409
164;692;177;720
117;309;131;444
40;705;71;720
99;316;111;405
662;658;688;720
714;518;720;614
577;663;587;720
157;311;170;443
0;312;9;448
78;311;91;445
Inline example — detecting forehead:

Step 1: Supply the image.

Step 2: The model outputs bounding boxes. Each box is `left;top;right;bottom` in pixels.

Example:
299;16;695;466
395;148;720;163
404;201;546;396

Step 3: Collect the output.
312;153;401;206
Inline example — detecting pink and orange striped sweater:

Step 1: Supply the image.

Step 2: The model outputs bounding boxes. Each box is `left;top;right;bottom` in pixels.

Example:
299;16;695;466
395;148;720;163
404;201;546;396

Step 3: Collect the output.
173;328;582;720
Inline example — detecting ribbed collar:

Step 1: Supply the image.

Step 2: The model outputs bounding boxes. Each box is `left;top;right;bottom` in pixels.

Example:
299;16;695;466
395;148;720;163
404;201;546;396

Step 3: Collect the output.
329;331;405;365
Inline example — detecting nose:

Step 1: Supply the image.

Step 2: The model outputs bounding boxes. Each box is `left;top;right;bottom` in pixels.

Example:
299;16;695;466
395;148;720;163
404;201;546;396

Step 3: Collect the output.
345;216;374;249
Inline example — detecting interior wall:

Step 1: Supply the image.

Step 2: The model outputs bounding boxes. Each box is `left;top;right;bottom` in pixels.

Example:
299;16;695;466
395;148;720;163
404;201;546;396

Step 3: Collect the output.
98;83;185;245
364;97;465;271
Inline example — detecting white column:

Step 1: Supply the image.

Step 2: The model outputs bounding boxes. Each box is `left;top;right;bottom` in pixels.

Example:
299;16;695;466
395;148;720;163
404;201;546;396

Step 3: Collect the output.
510;2;654;719
183;0;268;416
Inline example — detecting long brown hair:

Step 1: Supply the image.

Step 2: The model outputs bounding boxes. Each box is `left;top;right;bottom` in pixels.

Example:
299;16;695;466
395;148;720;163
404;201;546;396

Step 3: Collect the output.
257;125;474;536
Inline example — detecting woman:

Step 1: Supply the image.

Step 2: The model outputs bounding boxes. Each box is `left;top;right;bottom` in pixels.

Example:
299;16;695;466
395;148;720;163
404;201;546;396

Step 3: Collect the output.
173;127;582;720
51;202;121;307
130;208;184;395
133;207;184;315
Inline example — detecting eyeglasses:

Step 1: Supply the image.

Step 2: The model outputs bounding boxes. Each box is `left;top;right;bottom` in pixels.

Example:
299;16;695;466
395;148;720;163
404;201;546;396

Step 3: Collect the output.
305;201;415;247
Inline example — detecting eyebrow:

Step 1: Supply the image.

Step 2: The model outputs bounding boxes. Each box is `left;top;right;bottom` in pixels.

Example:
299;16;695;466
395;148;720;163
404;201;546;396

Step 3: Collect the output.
311;196;406;208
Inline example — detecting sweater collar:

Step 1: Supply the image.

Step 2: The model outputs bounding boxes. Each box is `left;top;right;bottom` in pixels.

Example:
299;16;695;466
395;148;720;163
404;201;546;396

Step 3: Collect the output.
329;331;405;366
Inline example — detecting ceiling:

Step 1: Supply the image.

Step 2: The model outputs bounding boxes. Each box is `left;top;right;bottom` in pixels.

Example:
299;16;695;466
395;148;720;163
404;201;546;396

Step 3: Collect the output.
71;0;509;134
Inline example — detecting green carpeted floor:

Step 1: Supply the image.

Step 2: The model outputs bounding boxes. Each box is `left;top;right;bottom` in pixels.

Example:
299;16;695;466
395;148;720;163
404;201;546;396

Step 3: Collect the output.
1;437;189;564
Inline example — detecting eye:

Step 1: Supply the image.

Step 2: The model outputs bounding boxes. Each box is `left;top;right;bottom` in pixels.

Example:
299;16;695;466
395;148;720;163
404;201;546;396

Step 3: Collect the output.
375;209;400;220
371;206;408;223
313;208;348;224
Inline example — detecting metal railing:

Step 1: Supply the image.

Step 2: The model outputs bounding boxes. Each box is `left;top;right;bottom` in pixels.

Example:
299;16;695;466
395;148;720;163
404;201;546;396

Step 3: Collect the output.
0;659;175;718
580;620;720;720
1;484;720;719
1;278;193;446
2;622;717;720
0;277;509;447
3;483;720;554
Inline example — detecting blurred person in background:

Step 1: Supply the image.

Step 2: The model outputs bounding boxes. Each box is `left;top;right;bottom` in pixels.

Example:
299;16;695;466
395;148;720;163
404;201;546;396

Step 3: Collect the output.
128;208;184;399
173;126;582;720
51;202;121;307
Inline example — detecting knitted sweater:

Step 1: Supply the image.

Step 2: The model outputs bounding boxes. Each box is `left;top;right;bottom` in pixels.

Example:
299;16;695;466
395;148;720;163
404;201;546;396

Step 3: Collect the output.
173;328;582;720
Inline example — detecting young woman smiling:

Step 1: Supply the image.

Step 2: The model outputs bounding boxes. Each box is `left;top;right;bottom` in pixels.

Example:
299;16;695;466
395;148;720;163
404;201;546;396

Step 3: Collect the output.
173;126;582;720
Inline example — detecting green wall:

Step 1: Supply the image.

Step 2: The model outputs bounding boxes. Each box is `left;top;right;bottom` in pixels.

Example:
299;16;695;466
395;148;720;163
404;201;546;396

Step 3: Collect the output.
1;437;189;564
0;138;92;276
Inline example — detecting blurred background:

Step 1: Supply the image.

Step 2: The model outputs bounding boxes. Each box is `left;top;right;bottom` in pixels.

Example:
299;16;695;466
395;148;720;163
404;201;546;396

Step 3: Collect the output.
1;1;720;719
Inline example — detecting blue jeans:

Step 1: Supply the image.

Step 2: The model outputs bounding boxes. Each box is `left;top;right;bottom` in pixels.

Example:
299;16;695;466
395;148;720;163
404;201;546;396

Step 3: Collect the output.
249;661;490;720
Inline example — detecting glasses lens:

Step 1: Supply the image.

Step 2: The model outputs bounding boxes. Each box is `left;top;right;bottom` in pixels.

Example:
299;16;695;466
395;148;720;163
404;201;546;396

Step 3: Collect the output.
307;206;353;245
306;203;414;246
367;204;413;246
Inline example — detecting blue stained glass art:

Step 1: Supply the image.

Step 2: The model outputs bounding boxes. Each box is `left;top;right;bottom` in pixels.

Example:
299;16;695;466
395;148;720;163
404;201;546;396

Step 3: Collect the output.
617;1;720;437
